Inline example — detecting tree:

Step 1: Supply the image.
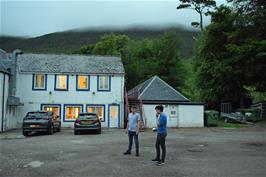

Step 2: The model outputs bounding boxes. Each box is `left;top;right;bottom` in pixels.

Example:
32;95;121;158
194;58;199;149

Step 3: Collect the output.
154;31;186;89
176;0;216;31
195;2;266;109
92;33;129;56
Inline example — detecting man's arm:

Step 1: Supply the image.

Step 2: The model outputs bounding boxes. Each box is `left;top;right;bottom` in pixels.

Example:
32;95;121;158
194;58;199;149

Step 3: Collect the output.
136;119;141;134
125;114;129;134
156;113;159;128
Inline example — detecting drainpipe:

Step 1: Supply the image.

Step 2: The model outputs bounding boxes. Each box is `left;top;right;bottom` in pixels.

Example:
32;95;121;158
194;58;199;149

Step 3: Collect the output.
1;74;6;132
9;49;23;97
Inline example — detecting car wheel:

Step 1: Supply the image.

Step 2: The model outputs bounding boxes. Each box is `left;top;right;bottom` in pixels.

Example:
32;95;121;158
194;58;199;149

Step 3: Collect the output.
97;128;101;134
48;124;54;135
57;123;61;132
23;130;29;137
74;130;79;135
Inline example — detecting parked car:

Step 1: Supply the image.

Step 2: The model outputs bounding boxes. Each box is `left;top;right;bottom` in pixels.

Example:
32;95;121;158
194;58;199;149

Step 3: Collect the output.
74;113;101;135
22;111;61;136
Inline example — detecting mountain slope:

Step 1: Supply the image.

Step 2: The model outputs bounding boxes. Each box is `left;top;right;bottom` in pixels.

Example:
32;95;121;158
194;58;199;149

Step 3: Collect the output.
0;27;198;56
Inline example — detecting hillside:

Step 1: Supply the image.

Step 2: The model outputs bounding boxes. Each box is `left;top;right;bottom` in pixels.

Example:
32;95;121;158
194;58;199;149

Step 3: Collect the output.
0;27;198;57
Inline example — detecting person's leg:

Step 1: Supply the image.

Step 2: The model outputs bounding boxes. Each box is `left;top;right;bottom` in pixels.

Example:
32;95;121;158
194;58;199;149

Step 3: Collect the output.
133;132;139;155
160;134;166;162
154;134;161;160
125;131;133;154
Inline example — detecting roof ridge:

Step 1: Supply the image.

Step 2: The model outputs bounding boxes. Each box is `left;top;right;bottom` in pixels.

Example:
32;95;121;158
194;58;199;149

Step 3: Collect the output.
138;76;157;99
22;53;121;58
155;76;189;101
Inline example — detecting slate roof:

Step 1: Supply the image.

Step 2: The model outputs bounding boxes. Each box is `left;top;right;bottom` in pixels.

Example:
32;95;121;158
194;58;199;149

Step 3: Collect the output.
0;49;9;74
17;54;125;74
0;63;9;74
128;76;189;102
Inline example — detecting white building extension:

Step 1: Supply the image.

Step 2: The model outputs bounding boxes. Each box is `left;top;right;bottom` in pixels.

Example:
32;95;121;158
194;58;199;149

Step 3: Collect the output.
128;76;204;128
0;63;10;132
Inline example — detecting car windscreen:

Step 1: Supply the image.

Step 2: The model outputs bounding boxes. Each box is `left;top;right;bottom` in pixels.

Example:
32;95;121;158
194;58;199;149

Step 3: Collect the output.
27;113;48;119
78;115;98;120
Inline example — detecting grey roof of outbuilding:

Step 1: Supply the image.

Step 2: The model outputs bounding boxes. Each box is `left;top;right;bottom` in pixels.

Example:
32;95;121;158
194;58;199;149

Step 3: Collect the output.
128;76;189;102
17;54;125;74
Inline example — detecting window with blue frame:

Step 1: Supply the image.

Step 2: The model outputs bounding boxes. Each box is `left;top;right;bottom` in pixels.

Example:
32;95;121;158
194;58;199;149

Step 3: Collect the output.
33;74;47;90
87;105;105;122
64;105;83;121
76;75;89;91
41;104;61;118
98;75;110;91
55;75;68;90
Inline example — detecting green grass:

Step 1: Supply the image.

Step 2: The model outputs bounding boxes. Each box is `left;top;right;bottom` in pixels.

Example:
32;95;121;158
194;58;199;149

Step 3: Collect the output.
217;120;250;128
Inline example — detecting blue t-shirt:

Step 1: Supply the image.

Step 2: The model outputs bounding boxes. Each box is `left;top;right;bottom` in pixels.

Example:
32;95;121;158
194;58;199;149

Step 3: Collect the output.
128;113;141;132
157;113;167;134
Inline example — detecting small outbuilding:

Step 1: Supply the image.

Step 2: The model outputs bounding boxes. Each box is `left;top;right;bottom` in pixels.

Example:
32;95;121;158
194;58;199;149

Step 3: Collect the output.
127;76;204;128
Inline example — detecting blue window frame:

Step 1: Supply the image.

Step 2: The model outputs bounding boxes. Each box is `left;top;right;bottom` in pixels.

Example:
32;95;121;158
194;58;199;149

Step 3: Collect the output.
76;75;90;91
54;74;69;91
40;104;61;119
97;75;111;92
63;104;83;122
108;104;120;128
86;104;105;122
32;74;47;90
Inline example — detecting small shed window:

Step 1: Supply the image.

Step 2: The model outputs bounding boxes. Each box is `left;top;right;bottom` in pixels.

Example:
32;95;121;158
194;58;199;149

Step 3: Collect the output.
171;110;177;115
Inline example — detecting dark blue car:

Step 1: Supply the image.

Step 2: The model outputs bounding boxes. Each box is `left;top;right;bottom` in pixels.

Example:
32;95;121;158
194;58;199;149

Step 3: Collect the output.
74;113;101;135
22;111;61;136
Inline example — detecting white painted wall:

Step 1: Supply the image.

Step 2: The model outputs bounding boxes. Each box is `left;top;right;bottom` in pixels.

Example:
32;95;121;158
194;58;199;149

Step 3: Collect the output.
0;73;12;132
16;73;125;128
143;104;179;128
178;105;204;127
143;104;204;128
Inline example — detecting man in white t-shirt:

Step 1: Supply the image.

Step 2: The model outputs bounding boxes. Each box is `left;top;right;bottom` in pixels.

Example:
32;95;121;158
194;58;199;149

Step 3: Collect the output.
124;106;141;156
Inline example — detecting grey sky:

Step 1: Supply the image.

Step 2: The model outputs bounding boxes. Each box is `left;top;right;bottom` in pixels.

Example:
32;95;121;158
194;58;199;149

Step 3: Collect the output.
1;0;227;37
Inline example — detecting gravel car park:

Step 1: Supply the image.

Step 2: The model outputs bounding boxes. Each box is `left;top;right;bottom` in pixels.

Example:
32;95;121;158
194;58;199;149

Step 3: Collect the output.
0;123;265;177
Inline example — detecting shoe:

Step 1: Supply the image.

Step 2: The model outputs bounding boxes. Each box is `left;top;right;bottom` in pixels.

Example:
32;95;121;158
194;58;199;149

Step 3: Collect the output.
123;151;131;155
136;153;139;157
152;158;160;162
156;161;165;166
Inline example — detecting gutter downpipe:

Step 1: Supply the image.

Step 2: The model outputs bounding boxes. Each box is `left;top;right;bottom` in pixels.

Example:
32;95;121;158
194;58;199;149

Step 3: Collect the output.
1;74;6;132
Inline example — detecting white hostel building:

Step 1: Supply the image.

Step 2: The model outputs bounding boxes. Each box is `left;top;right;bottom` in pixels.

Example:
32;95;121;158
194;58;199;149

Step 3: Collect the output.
0;49;125;131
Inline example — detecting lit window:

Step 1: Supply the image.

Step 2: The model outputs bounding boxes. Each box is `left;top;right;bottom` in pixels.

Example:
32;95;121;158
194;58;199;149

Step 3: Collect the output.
65;105;82;121
33;74;46;90
98;76;110;91
55;75;68;90
87;105;104;121
77;75;89;90
42;105;60;118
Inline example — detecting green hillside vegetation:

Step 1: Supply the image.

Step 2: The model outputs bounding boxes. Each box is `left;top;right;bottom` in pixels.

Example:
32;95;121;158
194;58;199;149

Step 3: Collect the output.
0;27;198;57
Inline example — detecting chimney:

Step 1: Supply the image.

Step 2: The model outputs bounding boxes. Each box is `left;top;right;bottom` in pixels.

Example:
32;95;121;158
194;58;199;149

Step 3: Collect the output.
5;49;24;106
9;49;23;96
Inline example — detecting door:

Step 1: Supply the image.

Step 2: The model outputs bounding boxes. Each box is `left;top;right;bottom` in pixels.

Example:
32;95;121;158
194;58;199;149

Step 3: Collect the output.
108;104;120;128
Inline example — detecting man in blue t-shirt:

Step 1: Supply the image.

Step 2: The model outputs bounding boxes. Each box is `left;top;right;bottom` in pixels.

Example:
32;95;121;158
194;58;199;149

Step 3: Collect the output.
152;105;167;165
124;106;141;156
